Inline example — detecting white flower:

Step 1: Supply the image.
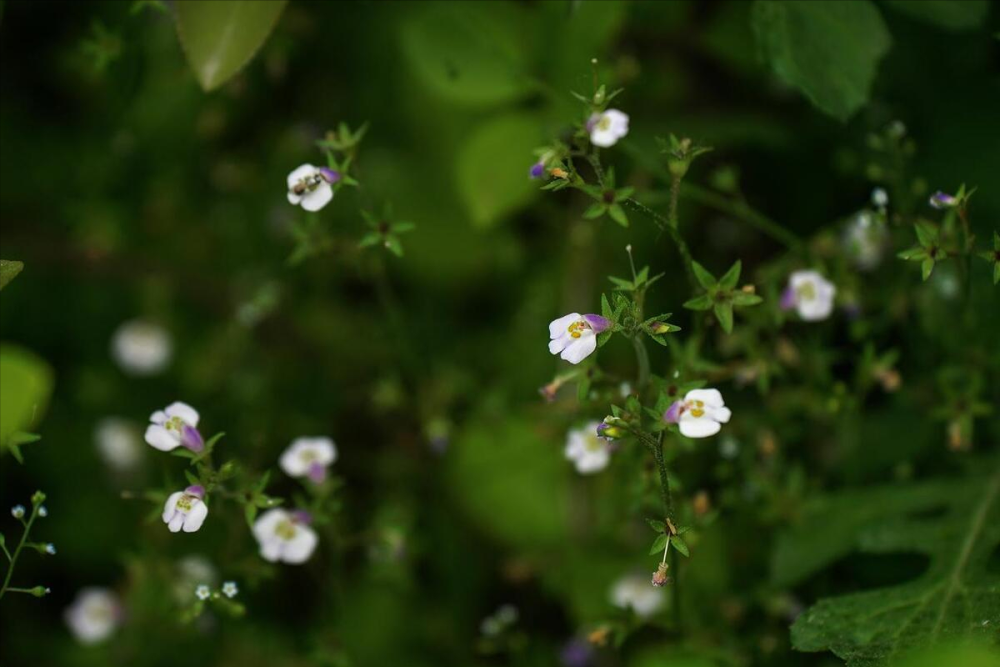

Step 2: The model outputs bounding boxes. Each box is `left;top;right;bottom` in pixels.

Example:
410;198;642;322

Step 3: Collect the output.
252;509;318;564
110;320;172;376
279;436;337;483
664;388;732;439
162;486;208;533
871;187;888;208
548;313;611;365
45;543;56;555
286;163;339;212
95;417;142;471
588;109;629;148
11;505;25;519
65;588;120;644
564;422;611;474
780;270;836;321
195;584;211;601
38;506;48;518
610;573;664;618
144;402;204;453
843;212;885;271
222;581;238;598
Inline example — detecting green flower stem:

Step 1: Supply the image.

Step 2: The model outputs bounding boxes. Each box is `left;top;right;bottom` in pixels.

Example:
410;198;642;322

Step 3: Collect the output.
623;198;698;291
633;335;651;389
0;506;39;600
669;176;681;230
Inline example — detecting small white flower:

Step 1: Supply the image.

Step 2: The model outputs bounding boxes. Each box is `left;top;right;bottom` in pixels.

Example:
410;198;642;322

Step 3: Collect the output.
65;588;120;645
564;422;611;474
252;509;318;564
587;109;629;148
162;486;208;534
173;555;217;602
286;163;339;212
195;584;211;600
11;505;25;519
222;581;238;598
843;212;885;271
110;320;172;376
871;187;888;208
45;543;56;555
664;388;732;439
548;313;611;365
95;417;143;471
610;573;664;618
38;506;48;518
279;436;337;483
144;402;204;453
780;270;836;321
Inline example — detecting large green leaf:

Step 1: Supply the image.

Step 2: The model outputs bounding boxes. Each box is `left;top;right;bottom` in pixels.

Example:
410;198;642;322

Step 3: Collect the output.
784;463;1000;665
0;345;54;445
884;1;989;31
0;259;23;290
455;112;544;228
751;1;892;121
399;1;531;106
175;0;287;92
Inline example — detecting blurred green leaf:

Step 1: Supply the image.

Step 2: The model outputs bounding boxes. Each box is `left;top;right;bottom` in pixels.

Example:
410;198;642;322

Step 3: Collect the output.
788;463;1000;665
751;0;891;121
885;1;989;31
0;259;23;290
456;112;543;228
175;0;287;91
0;345;54;449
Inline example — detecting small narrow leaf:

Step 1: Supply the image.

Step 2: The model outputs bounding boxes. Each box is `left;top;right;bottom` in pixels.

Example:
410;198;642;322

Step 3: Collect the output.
713;302;734;334
0;260;23;290
691;261;717;289
719;260;742;290
649;533;669;555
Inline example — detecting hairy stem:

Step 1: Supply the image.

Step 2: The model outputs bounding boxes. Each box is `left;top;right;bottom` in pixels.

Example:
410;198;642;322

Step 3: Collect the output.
633;335;651;389
623;198;698;291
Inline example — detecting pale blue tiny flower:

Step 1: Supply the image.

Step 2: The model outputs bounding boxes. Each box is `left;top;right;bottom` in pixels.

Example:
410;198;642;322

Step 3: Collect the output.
11;505;25;519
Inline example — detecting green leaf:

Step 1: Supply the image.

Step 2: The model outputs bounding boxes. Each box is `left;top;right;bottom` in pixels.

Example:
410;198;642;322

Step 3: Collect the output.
751;1;891;121
0;346;54;450
607;204;629;227
731;292;763;306
646;518;666;533
718;260;742;290
683;294;713;311
0;260;23;290
898;246;928;261
885;0;989;31
583;203;606;219
921;257;936;281
649;533;669;555
691;261;717;290
783;464;1000;665
399;1;530;106
713;302;734;334
671;534;690;557
915;221;939;247
175;1;287;92
601;293;613;320
456;112;543;228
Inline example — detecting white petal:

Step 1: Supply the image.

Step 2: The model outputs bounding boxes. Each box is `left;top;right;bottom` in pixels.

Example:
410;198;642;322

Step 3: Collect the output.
253;509;286;541
145;425;180;451
280;446;309;477
293;437;336;465
590;127;618;148
287;192;302;205
560;333;597;364
168;512;185;532
162;492;183;523
183;502;208;533
165;402;199;427
281;526;318;564
575;448;609;474
549;313;581;339
684;389;724;408
712;406;732;423
798;298;833;321
549;334;571;355
679;416;722;438
150;410;168;425
300;183;333;212
259;537;283;562
604;109;630;136
287;164;316;188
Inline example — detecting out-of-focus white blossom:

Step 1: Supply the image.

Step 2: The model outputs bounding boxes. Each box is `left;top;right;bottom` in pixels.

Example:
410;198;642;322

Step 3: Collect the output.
279;437;337;483
780;270;836;321
65;588;121;644
610;573;664;618
94;417;143;471
564;421;611;474
252;509;318;564
587;109;629;148
110;320;172;376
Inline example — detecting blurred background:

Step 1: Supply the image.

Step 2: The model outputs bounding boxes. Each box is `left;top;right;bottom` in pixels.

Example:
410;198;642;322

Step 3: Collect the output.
1;1;998;666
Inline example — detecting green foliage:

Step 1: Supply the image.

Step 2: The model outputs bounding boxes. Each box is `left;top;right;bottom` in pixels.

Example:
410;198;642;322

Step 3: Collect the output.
884;0;990;31
0;260;23;290
751;0;892;121
0;346;53;453
175;0;287;91
784;464;1000;665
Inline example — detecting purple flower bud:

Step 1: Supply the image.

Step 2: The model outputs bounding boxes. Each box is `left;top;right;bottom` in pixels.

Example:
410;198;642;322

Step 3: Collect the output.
307;461;327;484
779;286;797;311
929;191;957;209
663;400;683;424
583;314;611;334
529;162;545;179
185;485;205;499
181;424;205;453
560;638;594;667
319;167;341;184
290;509;313;525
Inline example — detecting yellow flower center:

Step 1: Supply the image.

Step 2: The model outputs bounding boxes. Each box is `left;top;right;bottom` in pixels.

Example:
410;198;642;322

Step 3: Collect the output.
275;519;298;541
686;399;706;419
176;495;195;511
567;320;591;339
796;282;817;301
597;115;612;131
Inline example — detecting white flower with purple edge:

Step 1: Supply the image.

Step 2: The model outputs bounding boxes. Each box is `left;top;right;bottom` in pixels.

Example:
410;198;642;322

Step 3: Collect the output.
280;436;337;483
111;320;172;376
287;163;340;212
610;573;664;618
144;401;204;453
929;191;958;209
252;508;318;564
65;588;121;645
664;388;732;439
162;485;209;533
549;313;611;365
587;109;629;148
780;270;836;322
564;421;611;474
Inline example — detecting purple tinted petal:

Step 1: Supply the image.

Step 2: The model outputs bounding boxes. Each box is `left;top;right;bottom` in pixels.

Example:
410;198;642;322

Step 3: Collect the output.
290;509;313;525
182;425;205;453
586;113;600;133
319;167;341;184
307;462;327;484
663;400;683;424
529;162;545;179
583;314;611;334
185;485;205;499
779;286;797;311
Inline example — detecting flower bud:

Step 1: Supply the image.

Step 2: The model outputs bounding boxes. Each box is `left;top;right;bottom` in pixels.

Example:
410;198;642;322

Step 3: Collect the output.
28;586;51;598
648;321;672;334
550;167;569;179
651;562;670;587
929;191;957;209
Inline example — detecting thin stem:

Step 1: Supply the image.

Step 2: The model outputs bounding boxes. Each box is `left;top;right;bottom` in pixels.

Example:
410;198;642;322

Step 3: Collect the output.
681;183;801;250
3;587;38;595
651;432;674;520
623;198;698;291
633;335;651;389
669;176;681;230
0;506;38;599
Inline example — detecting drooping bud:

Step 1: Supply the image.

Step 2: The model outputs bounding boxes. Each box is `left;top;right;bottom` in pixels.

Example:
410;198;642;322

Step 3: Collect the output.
651;562;670;587
663;400;683;425
181;424;205;453
529;162;545;179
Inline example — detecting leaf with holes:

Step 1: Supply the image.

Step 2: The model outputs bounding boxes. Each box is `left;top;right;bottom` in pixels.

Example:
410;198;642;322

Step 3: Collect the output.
783;461;1000;665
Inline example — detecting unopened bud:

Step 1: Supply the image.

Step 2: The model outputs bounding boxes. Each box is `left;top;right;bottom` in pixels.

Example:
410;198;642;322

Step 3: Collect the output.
651;562;670;587
550;167;569;179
